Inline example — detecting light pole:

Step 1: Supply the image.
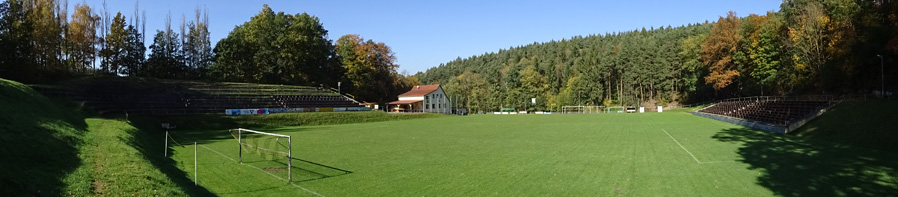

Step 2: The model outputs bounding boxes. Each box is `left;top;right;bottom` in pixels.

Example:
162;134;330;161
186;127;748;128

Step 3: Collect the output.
878;54;884;98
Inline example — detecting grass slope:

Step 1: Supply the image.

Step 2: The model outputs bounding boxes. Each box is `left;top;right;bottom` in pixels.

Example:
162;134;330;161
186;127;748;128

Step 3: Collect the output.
1;78;86;195
170;112;898;196
794;101;898;152
0;78;196;195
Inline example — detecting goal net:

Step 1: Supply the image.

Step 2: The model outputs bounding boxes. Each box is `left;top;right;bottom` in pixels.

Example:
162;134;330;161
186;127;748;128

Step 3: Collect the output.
230;128;293;181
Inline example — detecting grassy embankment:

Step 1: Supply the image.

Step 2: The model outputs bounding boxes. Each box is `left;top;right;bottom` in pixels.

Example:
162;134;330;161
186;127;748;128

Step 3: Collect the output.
0;78;196;196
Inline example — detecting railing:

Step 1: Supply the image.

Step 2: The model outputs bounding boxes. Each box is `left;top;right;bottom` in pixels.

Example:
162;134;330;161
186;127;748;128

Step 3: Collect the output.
716;95;837;103
683;95;840;108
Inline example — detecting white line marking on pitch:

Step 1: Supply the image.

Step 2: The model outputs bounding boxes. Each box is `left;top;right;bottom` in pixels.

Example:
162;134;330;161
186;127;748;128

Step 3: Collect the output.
661;129;737;164
662;129;703;164
198;144;325;197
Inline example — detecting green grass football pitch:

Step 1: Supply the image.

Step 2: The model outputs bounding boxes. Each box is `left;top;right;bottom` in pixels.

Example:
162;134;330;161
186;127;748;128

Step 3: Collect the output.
167;112;898;196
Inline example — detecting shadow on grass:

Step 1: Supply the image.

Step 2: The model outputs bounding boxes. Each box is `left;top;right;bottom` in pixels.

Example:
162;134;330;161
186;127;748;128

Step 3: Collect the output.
714;127;898;196
218;185;283;195
0;90;87;195
229;148;352;183
126;117;216;196
290;157;353;183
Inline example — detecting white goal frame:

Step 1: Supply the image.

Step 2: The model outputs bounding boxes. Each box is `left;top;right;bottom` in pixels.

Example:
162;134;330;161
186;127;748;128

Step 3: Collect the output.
232;128;293;182
562;106;605;114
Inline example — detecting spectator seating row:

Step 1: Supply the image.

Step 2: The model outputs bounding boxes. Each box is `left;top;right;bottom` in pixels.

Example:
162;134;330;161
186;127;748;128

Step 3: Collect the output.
699;100;832;125
34;78;364;115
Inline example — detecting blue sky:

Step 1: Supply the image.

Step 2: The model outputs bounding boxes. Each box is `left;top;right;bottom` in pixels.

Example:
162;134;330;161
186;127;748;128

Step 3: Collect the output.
71;0;783;74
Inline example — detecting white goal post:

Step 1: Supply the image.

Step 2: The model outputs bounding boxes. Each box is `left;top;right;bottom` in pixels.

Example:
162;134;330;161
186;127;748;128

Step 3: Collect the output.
231;128;293;182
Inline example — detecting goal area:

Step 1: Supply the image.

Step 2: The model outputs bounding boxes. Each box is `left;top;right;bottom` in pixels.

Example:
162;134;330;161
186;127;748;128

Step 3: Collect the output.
231;128;293;181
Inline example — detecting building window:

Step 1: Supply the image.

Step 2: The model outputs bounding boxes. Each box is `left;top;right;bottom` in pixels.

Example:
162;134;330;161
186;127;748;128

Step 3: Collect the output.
425;104;429;109
432;104;435;109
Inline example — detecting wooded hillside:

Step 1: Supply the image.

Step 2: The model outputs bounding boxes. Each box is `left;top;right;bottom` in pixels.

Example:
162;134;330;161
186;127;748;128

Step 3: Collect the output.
418;0;898;113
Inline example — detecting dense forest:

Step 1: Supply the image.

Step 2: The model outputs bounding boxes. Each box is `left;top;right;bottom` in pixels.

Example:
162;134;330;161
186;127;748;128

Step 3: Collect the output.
2;0;897;110
418;0;898;113
0;1;416;103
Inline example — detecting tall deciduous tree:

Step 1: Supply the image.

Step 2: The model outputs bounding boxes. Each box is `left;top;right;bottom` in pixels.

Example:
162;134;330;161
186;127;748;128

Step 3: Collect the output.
27;0;63;73
0;0;37;82
519;65;548;111
784;1;832;88
182;6;211;79
66;3;98;73
335;34;403;102
739;12;784;95
210;4;334;85
679;33;709;93
702;11;742;91
446;70;490;113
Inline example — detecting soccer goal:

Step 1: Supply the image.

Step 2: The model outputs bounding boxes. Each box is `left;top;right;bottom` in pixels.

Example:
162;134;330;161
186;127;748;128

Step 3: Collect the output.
562;106;605;114
231;128;293;182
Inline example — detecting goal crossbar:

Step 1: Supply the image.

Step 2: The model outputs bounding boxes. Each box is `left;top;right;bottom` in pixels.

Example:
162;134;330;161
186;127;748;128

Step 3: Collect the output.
232;128;290;138
231;128;293;182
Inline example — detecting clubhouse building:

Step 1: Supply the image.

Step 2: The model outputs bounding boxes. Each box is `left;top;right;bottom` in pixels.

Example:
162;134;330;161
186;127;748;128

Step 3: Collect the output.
387;85;452;114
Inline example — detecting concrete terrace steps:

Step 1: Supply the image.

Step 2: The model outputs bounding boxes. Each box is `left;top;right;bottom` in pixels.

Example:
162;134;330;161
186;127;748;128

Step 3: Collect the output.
31;78;364;115
695;98;836;133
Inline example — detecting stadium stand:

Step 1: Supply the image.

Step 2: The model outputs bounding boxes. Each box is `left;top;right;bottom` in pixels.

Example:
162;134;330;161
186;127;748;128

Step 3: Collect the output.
697;96;835;126
31;78;365;115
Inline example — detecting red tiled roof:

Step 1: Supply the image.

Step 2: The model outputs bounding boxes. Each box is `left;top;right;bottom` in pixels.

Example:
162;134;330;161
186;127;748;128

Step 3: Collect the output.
387;100;423;105
398;85;440;97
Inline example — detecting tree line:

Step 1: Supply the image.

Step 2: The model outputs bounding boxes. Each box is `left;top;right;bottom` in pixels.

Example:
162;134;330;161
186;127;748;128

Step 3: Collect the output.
0;1;414;103
418;0;898;113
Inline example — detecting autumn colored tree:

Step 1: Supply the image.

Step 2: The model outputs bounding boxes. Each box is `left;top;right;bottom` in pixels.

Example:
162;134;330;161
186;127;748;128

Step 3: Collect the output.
66;3;98;73
784;1;834;88
702;11;742;91
27;0;63;73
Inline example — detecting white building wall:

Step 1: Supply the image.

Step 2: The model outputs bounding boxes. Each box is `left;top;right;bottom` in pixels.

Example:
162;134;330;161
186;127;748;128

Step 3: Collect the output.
423;86;452;114
398;96;424;101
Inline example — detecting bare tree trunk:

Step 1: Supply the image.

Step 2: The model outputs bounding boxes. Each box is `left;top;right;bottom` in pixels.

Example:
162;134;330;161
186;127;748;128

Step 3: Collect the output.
619;77;623;106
